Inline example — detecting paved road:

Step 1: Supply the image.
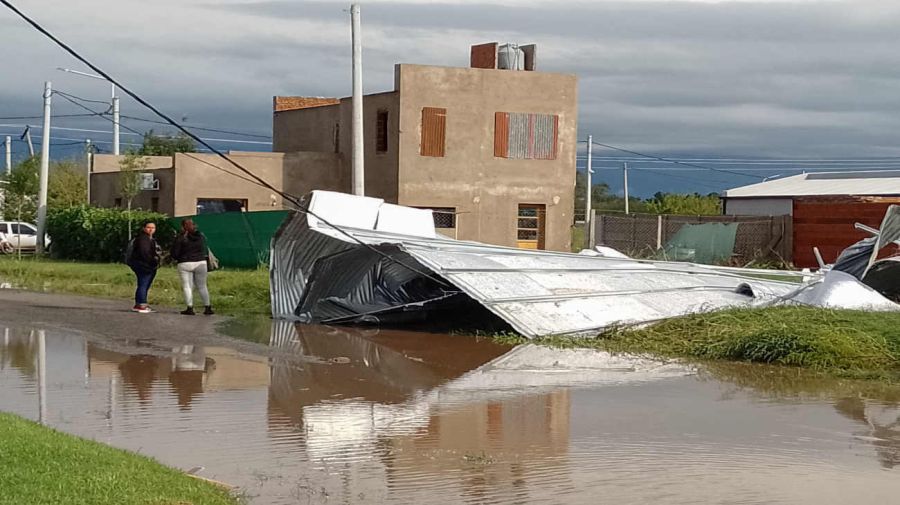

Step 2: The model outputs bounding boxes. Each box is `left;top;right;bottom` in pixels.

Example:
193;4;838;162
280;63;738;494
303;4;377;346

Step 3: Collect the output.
0;289;293;361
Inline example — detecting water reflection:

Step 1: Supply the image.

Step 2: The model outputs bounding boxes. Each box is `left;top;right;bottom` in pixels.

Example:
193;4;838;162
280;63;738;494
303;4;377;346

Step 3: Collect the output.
2;323;899;504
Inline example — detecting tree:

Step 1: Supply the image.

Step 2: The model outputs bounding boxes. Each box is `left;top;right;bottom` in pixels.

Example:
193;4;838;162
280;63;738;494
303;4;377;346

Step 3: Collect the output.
644;192;721;215
48;160;87;209
574;177;611;218
118;152;150;240
139;130;196;156
1;156;40;223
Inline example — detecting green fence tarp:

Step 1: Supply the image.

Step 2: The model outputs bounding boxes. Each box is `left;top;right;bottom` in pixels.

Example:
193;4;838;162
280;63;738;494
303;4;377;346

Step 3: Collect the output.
662;222;739;264
171;210;289;269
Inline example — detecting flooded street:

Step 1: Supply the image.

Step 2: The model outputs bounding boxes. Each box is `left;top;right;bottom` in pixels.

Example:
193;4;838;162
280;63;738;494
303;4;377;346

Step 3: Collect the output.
2;319;899;504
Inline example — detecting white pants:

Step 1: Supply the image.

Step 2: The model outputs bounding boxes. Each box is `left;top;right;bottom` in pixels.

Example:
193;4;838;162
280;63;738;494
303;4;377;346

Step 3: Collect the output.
177;261;210;307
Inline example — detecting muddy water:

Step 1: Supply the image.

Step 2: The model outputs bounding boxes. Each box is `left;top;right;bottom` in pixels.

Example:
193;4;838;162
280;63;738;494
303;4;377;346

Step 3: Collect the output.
1;323;899;505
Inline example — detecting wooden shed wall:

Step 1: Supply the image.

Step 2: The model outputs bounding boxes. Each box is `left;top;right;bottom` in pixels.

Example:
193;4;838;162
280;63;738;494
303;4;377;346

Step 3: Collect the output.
792;196;900;268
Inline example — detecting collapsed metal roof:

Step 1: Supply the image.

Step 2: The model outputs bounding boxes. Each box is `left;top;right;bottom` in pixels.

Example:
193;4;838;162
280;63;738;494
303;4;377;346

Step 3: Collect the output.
270;191;834;338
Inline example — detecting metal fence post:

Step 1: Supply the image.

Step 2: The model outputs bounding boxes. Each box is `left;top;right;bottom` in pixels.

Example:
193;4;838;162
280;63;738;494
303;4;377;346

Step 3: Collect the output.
588;209;598;249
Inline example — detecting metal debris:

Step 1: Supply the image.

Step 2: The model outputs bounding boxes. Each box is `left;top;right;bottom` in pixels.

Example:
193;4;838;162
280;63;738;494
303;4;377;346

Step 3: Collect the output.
270;191;831;338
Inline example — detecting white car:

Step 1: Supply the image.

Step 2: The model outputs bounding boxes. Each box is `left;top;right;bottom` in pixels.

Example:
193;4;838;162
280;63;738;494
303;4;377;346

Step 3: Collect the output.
0;222;50;252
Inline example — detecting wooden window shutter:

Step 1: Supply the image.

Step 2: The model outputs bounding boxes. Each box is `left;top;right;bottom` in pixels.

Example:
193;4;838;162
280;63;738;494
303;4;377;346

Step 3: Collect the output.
494;112;510;158
420;107;446;157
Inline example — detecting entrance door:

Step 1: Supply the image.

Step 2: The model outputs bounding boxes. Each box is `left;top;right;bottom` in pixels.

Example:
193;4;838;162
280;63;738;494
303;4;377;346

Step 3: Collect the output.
517;204;546;250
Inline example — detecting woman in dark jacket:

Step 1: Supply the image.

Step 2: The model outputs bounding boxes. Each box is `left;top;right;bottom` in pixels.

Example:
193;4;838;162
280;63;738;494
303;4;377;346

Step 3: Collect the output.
171;219;213;315
128;221;160;313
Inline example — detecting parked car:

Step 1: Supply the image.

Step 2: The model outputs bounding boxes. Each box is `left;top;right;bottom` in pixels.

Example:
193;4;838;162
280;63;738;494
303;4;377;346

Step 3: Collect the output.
0;221;51;252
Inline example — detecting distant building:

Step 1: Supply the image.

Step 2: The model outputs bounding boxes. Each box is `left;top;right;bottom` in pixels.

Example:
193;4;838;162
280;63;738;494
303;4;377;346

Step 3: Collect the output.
273;42;578;251
721;171;900;267
90;151;339;216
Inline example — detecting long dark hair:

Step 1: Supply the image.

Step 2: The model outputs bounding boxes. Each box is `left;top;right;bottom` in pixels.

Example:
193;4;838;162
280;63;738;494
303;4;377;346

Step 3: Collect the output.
181;218;197;236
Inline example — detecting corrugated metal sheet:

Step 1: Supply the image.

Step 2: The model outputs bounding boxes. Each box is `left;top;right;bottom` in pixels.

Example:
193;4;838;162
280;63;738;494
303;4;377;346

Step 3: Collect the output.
495;112;558;160
272;191;814;338
420;107;446;157
723;171;900;198
508;112;530;159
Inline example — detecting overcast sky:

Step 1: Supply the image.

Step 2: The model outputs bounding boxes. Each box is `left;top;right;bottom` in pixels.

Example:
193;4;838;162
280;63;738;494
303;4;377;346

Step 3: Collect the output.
2;0;900;194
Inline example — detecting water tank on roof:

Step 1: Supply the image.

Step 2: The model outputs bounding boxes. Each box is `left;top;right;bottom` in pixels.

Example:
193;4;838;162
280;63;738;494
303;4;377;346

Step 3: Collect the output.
498;44;525;70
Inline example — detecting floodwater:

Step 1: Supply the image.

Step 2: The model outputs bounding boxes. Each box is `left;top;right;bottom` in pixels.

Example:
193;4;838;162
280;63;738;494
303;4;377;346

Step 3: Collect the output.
1;322;899;504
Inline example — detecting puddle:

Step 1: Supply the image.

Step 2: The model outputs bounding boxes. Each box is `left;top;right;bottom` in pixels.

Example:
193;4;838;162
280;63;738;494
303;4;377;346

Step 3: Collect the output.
1;324;899;504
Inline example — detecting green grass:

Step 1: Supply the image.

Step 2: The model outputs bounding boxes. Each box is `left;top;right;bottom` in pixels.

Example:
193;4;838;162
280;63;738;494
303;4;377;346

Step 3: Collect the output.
570;225;586;252
0;412;238;505
503;307;900;381
0;256;270;316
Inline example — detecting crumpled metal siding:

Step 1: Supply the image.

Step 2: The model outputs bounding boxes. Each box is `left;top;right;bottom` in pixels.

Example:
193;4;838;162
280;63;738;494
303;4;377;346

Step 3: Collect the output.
270;212;355;318
271;202;803;338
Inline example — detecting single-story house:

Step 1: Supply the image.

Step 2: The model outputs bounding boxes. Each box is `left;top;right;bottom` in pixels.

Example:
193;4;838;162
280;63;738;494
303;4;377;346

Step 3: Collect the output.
721;171;900;268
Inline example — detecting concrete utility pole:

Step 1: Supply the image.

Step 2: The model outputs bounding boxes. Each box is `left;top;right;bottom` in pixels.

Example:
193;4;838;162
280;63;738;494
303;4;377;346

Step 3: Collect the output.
623;162;630;215
4;136;10;174
37;81;51;255
85;139;92;205
112;96;120;155
350;3;365;196
24;126;35;157
585;135;593;231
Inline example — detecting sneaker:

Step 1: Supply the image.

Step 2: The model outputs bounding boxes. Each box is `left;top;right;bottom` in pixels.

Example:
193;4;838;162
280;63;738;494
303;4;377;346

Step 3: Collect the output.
181;307;195;316
132;305;152;314
203;306;215;316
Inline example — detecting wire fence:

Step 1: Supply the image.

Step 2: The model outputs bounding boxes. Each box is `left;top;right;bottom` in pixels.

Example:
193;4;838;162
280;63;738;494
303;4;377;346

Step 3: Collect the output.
589;212;792;264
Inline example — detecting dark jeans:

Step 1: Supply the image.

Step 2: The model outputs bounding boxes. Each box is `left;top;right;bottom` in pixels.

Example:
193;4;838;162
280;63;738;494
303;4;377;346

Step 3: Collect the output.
132;267;157;306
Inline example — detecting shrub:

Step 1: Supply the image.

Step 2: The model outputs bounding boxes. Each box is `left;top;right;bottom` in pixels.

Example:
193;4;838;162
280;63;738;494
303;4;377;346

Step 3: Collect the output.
47;206;175;263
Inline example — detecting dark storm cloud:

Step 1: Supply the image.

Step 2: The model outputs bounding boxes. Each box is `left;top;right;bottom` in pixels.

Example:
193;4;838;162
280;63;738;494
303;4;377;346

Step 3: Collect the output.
3;0;900;165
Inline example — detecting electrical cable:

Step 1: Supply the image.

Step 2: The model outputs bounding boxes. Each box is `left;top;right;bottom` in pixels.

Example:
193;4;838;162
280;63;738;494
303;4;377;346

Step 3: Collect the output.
590;141;764;180
1;0;452;288
0;113;100;120
49;91;111;106
120;114;272;139
52;91;145;136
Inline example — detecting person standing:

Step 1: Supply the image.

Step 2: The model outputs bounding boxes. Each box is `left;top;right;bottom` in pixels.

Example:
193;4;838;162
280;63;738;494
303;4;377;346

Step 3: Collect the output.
128;221;160;314
171;219;214;316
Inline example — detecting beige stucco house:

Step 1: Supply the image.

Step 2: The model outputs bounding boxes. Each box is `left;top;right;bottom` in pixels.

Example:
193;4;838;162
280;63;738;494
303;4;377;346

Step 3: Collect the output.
273;43;578;251
91;43;578;251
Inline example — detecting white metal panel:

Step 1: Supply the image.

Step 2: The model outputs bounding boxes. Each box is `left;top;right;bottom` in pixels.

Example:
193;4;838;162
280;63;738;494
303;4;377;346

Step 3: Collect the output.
306;190;384;230
723;171;900;198
375;204;436;238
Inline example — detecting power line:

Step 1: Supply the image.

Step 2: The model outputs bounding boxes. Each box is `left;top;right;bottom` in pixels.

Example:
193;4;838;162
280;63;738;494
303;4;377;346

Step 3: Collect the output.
52;90;145;136
1;0;451;288
0;113;100;120
120;114;271;140
50;90;111;107
590;141;765;180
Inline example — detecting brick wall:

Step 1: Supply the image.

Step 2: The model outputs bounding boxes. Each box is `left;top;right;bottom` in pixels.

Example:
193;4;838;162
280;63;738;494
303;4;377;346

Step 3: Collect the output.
273;96;340;112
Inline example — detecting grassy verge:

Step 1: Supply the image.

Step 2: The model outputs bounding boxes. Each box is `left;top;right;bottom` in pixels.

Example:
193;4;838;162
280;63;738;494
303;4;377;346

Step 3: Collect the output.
499;307;900;382
0;256;269;316
0;412;238;505
570;225;586;252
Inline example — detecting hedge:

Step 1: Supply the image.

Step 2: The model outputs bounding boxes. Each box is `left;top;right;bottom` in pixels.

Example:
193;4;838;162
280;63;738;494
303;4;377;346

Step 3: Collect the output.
47;206;176;263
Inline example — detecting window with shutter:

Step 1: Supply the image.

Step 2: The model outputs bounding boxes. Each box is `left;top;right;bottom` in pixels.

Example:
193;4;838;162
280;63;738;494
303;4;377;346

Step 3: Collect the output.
420;107;446;157
494;112;558;160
